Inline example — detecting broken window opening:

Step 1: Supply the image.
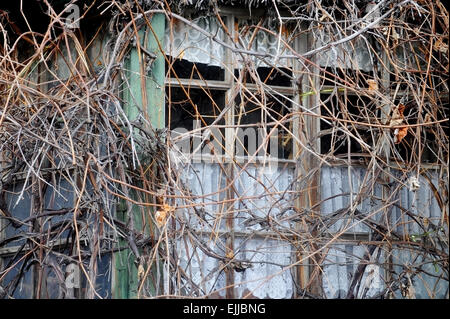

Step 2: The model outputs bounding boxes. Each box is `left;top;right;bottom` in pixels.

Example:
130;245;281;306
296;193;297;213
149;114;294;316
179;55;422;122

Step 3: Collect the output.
319;92;376;159
234;93;293;160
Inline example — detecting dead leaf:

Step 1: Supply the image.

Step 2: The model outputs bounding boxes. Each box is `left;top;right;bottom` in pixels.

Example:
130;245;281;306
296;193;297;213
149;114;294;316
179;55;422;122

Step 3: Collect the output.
155;203;175;228
406;274;416;299
178;49;185;61
226;251;235;259
406;284;416;299
394;126;408;144
367;79;378;92
408;176;420;191
434;37;448;53
390;104;408;143
423;217;429;229
392;28;399;41
138;264;145;281
155;209;167;228
390;118;404;126
390;103;405;125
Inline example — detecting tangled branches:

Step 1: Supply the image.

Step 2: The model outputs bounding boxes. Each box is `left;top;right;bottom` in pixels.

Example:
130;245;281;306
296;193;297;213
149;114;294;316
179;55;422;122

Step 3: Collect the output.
0;0;448;299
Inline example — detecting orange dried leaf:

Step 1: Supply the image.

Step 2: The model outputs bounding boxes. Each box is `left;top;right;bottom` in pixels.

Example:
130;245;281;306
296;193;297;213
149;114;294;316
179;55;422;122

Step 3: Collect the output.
434;37;448;53
155;209;167;227
389;103;406;126
155;203;175;227
398;103;405;115
394;126;408;144
423;217;429;229
226;251;235;259
367;79;378;92
178;49;185;61
137;264;145;281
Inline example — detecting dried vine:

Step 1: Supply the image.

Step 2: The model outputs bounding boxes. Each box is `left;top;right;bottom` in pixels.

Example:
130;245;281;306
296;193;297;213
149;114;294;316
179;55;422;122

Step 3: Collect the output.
0;0;448;299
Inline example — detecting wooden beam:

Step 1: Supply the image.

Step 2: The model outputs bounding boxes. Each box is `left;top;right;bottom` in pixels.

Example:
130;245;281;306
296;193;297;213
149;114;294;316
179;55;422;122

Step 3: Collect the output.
114;13;165;299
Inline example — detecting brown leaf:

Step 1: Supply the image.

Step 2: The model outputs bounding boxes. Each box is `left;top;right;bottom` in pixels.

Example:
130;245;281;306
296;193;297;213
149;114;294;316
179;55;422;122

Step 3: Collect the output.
394;126;408;144
423;217;429;229
367;79;378;92
155;210;167;228
226;251;235;259
434;37;448;53
138;264;145;281
390;104;407;143
155;203;174;228
389;103;406;126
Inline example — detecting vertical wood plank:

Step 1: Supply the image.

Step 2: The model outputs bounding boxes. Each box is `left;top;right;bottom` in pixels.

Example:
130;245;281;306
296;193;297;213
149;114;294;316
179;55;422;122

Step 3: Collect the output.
115;13;165;299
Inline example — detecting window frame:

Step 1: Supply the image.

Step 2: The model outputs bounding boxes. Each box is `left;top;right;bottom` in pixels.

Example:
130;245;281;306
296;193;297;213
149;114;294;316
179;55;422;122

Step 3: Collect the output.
163;9;305;298
165;10;301;165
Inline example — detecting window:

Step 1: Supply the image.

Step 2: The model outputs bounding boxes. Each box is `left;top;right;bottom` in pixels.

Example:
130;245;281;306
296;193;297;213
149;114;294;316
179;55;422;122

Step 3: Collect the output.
2;1;446;300
0;179;113;299
312;8;448;298
165;13;297;163
163;11;301;298
319;90;376;158
0;32;114;299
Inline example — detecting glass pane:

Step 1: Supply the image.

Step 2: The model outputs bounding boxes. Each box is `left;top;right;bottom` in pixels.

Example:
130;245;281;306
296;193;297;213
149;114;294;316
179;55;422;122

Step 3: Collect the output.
234;17;295;69
3;182;31;248
234;93;293;160
0;256;34;299
165;16;226;81
167;58;225;81
234;66;292;87
320;93;375;157
166;87;226;157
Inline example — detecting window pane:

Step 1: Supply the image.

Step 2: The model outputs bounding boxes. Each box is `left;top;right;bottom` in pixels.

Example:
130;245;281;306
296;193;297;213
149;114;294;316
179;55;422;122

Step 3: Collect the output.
234;66;292;87
234;93;293;160
166;58;225;81
320;93;375;157
165;16;226;81
315;32;373;73
2;182;31;248
166;87;226;157
234;17;295;69
1;256;34;299
391;99;442;164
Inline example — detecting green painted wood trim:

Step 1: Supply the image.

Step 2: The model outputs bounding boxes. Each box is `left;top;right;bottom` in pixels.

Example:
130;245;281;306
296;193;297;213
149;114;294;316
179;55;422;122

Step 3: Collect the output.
147;13;166;130
114;13;165;299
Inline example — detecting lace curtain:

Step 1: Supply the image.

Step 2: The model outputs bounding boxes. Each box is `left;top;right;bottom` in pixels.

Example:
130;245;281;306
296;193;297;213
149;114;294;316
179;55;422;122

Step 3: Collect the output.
236;21;293;68
315;32;374;72
164;16;293;69
164;17;225;67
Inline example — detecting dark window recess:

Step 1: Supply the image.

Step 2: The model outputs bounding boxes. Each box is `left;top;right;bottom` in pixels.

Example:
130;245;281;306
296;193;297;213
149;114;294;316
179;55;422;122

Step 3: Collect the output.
234;94;293;159
1;255;34;299
320;93;375;157
0;252;112;299
234;67;292;87
166;56;225;81
389;72;410;92
392;101;442;164
166;87;226;155
1;178;113;299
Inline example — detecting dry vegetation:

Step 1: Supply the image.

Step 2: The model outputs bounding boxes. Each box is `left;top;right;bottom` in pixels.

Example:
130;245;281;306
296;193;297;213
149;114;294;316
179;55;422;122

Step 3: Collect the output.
0;0;448;298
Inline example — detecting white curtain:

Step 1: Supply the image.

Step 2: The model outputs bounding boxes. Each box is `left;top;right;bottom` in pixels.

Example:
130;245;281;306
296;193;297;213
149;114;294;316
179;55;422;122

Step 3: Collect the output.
315;32;374;72
164;17;225;67
237;27;292;68
164;16;293;69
